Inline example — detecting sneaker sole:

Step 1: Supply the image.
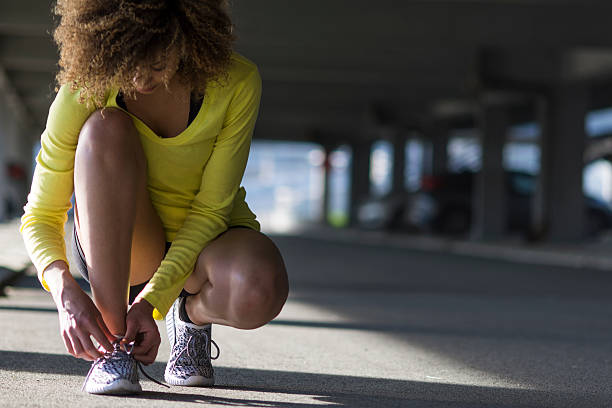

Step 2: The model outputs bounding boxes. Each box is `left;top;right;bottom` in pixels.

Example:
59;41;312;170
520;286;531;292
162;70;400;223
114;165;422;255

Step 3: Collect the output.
164;374;214;387
85;379;142;395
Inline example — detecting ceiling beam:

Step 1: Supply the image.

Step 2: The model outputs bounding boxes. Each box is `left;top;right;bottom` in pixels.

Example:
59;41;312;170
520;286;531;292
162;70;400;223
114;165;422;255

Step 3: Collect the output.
233;1;612;51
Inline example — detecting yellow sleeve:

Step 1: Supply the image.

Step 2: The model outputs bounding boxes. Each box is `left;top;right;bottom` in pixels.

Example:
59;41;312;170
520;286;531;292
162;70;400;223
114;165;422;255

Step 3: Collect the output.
20;85;94;290
138;67;262;319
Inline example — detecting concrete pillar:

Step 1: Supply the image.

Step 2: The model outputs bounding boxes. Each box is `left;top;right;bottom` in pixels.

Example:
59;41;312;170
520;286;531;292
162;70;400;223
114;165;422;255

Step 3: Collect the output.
0;101;32;221
349;140;373;225
0;67;32;221
405;133;426;192
0;99;7;221
472;104;509;240
321;144;334;225
538;84;588;241
531;97;549;240
424;121;449;176
391;132;407;195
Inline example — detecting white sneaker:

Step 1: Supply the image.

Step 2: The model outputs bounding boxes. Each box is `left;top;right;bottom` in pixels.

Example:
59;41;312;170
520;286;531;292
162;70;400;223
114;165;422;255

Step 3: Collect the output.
82;342;141;395
165;297;219;386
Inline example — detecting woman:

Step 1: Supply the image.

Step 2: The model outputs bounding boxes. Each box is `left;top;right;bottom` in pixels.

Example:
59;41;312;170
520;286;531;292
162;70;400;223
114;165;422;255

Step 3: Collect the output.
20;0;288;395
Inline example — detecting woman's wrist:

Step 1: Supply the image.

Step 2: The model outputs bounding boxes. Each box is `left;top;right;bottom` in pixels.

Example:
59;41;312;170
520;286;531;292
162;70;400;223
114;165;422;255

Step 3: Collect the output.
132;297;155;314
44;260;79;303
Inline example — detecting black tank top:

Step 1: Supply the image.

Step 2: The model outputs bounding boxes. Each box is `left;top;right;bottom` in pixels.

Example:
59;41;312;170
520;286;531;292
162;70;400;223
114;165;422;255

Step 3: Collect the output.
116;91;203;126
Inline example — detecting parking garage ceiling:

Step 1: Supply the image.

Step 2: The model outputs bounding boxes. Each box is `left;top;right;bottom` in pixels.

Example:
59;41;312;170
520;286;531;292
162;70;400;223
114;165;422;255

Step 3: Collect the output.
1;0;612;143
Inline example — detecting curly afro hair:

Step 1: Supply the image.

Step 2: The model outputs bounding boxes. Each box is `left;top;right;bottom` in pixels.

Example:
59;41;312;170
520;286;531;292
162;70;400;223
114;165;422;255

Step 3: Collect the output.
53;0;235;106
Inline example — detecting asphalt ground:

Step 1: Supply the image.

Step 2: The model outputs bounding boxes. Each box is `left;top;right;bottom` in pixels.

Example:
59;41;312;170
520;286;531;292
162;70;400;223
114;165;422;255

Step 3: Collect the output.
1;232;612;407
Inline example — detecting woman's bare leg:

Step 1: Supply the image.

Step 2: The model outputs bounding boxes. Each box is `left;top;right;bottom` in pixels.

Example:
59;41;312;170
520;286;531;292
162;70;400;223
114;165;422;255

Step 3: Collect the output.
183;228;288;329
74;108;165;337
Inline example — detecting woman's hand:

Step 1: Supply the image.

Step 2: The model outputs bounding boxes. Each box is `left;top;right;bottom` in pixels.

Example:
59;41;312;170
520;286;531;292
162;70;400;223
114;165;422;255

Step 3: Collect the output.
45;261;114;361
57;284;115;361
123;298;160;365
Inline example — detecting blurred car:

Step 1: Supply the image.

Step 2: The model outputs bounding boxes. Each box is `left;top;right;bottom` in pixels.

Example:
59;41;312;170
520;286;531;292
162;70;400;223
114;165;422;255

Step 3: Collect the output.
357;171;612;237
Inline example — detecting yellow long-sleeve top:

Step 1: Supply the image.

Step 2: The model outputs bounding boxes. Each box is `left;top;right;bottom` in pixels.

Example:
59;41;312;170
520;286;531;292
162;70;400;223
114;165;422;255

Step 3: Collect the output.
20;53;261;320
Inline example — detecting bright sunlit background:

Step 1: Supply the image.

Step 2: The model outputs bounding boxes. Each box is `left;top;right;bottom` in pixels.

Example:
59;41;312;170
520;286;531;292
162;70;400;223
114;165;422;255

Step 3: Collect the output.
243;107;612;234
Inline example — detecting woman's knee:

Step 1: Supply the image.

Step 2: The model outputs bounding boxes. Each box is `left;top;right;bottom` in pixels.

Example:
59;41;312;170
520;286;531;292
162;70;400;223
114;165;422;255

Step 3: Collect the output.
77;108;144;170
228;257;288;329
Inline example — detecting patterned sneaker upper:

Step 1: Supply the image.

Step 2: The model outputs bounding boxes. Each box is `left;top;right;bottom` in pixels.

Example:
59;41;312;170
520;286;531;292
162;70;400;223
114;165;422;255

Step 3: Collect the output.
82;342;140;394
165;297;219;384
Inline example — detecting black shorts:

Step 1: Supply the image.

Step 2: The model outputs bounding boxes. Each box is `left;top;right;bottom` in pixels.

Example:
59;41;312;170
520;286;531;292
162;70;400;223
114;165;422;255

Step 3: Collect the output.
70;223;252;304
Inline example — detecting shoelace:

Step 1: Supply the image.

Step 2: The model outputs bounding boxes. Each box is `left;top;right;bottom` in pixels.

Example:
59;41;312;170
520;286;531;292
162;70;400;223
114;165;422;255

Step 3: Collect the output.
167;331;220;374
211;339;220;360
82;342;169;391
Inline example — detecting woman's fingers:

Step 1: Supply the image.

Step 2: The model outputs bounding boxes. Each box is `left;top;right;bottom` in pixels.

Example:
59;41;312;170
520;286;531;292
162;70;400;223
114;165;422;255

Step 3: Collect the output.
134;338;159;365
132;331;154;353
123;317;139;345
124;304;161;364
78;328;106;360
75;322;106;360
62;331;76;357
55;286;119;361
67;329;95;361
134;346;155;365
63;316;109;361
128;324;160;365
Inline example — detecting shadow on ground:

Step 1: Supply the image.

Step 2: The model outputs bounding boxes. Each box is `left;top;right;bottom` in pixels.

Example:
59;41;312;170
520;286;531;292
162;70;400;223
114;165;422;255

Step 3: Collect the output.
0;350;600;408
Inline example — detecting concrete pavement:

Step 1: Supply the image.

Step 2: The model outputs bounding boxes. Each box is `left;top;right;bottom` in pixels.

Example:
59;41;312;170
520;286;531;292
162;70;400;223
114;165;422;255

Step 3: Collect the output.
2;220;612;406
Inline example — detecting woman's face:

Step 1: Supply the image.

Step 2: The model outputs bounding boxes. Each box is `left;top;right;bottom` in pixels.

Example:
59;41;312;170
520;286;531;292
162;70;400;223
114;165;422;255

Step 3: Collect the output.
132;48;180;95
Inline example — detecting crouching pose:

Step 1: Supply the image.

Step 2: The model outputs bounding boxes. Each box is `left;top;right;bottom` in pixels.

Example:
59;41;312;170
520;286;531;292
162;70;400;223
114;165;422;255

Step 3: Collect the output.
20;0;288;395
